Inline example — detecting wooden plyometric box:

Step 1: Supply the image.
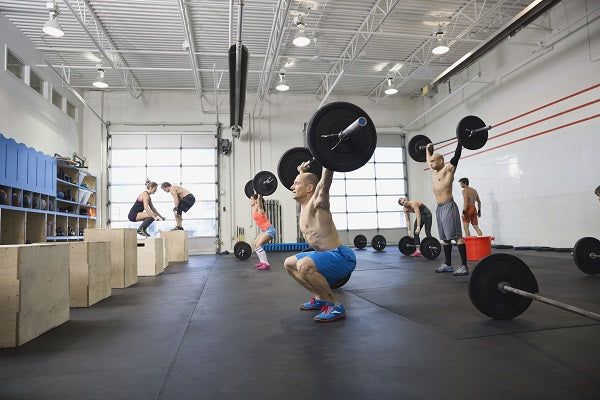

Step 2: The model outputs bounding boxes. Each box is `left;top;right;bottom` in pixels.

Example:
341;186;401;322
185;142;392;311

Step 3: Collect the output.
69;241;111;307
84;228;137;288
0;243;70;348
137;238;166;276
160;230;188;264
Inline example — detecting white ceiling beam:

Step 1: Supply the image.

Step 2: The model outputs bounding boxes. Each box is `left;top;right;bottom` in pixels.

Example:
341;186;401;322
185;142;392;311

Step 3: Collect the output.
178;0;202;98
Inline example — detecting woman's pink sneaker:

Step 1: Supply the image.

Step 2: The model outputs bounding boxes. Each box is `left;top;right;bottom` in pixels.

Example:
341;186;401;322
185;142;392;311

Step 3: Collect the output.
410;250;422;257
255;262;263;267
257;263;271;270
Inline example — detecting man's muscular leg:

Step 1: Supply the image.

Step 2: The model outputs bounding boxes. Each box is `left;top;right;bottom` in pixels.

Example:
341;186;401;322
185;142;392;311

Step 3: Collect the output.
462;222;471;237
473;224;483;236
296;257;337;304
284;256;318;295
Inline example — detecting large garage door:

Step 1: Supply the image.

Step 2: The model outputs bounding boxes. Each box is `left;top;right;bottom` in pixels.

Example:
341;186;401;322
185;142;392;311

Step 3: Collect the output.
108;132;218;247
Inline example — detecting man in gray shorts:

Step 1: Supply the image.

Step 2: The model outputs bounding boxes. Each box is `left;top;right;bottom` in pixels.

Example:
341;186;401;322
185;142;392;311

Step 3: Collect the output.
426;142;469;276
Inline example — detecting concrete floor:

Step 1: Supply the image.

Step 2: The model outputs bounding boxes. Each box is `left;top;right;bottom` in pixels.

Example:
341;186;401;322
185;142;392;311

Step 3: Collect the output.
1;247;599;399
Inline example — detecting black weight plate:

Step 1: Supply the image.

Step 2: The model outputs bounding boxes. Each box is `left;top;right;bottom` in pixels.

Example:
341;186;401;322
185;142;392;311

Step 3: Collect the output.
234;241;252;260
456;115;488;150
398;236;416;256
408;135;432;162
573;237;600;275
420;236;441;260
330;275;351;289
253;171;278;196
354;234;367;249
468;253;538;320
244;180;255;199
372;235;386;251
307;102;377;172
277;147;322;191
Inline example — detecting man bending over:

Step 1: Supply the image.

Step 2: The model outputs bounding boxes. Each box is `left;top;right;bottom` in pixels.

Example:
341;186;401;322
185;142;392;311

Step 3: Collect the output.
426;142;469;276
398;197;433;257
161;182;195;231
284;162;356;322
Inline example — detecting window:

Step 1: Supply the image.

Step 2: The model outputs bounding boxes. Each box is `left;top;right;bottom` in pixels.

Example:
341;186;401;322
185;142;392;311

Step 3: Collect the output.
29;70;45;96
6;48;24;80
108;133;218;238
66;101;77;120
52;89;63;109
331;147;407;230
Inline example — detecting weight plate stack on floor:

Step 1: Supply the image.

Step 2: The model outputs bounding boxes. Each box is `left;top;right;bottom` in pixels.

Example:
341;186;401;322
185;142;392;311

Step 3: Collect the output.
573;237;600;275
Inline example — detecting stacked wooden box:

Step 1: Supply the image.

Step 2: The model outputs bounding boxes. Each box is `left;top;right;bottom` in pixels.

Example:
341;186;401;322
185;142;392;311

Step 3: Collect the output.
84;228;137;288
137;238;165;276
160;230;188;264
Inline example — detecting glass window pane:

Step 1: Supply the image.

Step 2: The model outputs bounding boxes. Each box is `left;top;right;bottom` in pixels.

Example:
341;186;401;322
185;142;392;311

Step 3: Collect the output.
329;197;346;213
376;179;405;195
330;180;345;196
147;149;180;166
181;219;217;236
182;149;216;166
6;49;24;79
375;147;403;162
346;196;377;212
332;213;347;230
110;185;145;203
182;167;215;183
110;220;138;229
183;184;217;200
111;149;146;167
147;135;180;148
111;135;140;149
345;163;375;179
110;203;136;222
375;163;405;179
30;70;44;95
182;135;216;148
110;167;147;184
347;213;378;229
52;90;63;109
180;201;216;219
377;195;401;212
147;166;181;184
378;212;404;228
345;180;375;195
67;101;76;119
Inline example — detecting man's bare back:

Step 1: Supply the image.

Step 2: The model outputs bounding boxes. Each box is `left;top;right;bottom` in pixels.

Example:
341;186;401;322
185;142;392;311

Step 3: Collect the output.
170;185;191;200
462;186;479;206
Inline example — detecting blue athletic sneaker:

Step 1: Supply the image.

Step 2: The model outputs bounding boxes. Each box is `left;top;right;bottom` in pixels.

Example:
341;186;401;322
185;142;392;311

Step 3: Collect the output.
300;296;327;311
313;304;346;322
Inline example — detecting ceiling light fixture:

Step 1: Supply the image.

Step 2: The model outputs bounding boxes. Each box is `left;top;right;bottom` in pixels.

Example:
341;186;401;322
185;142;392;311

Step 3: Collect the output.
42;1;64;38
93;67;108;89
432;25;449;55
292;14;311;47
384;78;398;95
275;72;289;92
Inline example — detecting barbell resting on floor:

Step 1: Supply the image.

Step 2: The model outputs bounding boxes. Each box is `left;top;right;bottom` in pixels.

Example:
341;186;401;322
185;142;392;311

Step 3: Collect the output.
408;115;489;162
398;236;441;260
468;253;600;322
572;237;600;275
353;234;387;251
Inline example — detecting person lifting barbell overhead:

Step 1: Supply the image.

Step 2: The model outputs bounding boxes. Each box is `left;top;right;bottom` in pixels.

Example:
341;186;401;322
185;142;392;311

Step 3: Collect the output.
398;197;433;257
250;193;276;270
128;179;166;238
426;142;469;276
284;161;356;322
458;178;483;237
161;182;195;231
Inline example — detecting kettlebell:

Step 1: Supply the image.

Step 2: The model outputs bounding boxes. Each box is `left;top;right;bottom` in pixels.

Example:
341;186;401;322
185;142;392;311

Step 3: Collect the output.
0;189;6;205
57;191;65;199
32;196;39;209
23;194;32;208
41;199;47;209
12;192;19;206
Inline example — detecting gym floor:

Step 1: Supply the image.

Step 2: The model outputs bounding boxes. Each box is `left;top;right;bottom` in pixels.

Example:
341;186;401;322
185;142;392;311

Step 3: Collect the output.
1;248;599;400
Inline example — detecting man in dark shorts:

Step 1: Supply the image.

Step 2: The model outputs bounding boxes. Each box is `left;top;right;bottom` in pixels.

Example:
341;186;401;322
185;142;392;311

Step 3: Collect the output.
426;142;469;276
398;197;433;257
283;162;356;322
459;178;483;236
161;182;195;231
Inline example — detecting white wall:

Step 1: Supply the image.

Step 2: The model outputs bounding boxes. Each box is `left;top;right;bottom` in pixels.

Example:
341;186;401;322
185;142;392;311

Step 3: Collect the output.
407;0;600;247
0;13;81;156
82;90;414;252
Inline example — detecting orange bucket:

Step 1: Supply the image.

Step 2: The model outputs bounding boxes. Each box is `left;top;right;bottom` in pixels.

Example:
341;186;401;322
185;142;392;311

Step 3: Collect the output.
464;236;494;261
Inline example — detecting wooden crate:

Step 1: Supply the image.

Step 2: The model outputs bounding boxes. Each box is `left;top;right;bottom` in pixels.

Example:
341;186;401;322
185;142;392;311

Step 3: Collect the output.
0;243;70;348
69;241;111;307
137;238;166;276
160;230;188;264
84;228;137;288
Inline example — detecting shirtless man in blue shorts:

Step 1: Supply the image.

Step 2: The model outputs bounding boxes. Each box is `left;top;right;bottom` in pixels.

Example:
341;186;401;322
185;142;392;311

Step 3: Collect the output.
283;162;356;322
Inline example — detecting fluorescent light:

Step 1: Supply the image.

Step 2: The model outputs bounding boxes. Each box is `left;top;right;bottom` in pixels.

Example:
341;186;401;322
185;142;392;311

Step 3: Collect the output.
293;30;311;47
390;62;403;72
384;78;398;95
275;73;289;92
93;69;108;89
374;62;389;72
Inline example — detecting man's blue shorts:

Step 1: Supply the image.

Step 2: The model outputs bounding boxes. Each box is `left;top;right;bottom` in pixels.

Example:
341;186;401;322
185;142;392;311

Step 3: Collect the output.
295;245;356;286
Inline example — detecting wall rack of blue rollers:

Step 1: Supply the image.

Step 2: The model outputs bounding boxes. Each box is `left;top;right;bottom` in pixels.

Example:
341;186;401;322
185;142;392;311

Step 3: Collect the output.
0;134;97;245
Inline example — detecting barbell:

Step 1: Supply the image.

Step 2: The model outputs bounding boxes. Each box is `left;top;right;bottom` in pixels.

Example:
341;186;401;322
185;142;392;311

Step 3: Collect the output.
398;236;441;260
244;171;279;198
353;234;387;251
408;115;490;162
469;253;600;321
573;237;600;275
234;241;252;260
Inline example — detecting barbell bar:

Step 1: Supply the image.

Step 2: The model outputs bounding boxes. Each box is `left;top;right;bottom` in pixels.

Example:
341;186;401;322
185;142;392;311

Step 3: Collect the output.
353;234;387;251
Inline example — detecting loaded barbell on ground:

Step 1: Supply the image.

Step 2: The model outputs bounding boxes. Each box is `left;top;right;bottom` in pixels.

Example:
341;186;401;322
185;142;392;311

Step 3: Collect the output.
572;237;600;275
408;115;490;162
353;234;387;251
469;253;600;321
398;236;441;260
